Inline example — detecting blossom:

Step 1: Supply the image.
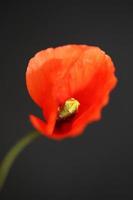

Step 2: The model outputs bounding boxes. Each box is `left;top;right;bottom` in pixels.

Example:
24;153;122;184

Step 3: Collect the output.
26;44;117;140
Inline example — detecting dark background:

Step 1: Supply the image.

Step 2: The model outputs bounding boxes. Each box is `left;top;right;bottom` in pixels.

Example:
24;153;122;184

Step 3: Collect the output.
0;1;132;199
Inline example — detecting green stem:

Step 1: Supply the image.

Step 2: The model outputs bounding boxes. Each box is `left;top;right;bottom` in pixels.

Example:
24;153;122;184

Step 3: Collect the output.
0;131;40;191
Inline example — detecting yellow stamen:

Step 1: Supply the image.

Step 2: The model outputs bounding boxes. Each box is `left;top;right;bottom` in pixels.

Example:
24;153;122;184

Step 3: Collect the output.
58;98;80;119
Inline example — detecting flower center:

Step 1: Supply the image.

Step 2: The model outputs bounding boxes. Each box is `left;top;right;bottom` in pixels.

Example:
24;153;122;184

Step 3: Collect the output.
58;98;80;120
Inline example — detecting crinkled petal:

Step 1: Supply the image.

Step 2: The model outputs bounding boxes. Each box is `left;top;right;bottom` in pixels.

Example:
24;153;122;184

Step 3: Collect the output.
30;110;57;137
26;45;88;107
30;115;48;135
52;50;117;139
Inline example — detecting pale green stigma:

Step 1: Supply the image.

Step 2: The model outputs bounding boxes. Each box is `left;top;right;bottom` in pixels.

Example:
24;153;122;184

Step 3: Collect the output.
58;98;80;119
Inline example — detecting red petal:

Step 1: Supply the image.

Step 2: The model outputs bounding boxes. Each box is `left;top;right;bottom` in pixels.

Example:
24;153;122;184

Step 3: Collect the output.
26;45;88;108
26;45;89;135
52;49;117;139
30;115;48;135
30;110;57;137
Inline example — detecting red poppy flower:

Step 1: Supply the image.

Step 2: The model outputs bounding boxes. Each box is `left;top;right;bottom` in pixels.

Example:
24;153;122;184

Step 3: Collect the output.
26;44;117;140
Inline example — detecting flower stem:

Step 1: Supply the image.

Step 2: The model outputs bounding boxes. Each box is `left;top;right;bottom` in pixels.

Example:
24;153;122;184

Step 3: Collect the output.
0;131;40;191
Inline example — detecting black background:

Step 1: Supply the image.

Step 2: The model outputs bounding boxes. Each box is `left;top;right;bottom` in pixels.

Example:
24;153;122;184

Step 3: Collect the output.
0;1;133;199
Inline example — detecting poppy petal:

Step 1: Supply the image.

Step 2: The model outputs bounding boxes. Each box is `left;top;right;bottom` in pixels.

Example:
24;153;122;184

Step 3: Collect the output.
30;112;57;137
52;49;117;139
26;45;88;107
29;115;48;135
